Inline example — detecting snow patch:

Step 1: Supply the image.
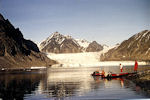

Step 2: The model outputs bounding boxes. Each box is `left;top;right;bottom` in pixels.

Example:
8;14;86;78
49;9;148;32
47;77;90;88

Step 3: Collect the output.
135;33;142;41
145;48;150;55
142;30;149;38
101;45;113;54
135;30;150;42
146;32;150;42
76;39;90;48
127;42;134;48
31;66;46;69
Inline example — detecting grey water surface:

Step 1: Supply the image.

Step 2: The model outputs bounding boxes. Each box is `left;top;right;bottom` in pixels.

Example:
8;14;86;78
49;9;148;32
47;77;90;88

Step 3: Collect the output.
0;66;150;100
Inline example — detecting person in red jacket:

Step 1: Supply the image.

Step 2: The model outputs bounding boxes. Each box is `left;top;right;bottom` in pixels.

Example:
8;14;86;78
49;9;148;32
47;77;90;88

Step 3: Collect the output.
134;60;138;72
120;63;123;72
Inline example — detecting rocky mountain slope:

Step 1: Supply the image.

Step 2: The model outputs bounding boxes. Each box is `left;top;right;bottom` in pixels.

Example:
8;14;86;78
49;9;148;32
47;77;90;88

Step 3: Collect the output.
40;32;104;53
86;41;103;52
40;32;82;53
0;13;56;69
101;30;150;61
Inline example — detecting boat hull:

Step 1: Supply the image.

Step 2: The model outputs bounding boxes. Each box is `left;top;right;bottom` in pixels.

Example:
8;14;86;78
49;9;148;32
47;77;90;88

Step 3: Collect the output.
102;73;129;78
91;73;104;76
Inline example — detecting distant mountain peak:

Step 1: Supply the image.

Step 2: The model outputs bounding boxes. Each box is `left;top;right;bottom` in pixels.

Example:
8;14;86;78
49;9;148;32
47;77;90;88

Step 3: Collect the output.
91;41;97;44
49;31;63;39
40;32;104;53
75;39;90;48
40;32;82;53
52;31;61;36
86;41;103;52
40;32;65;50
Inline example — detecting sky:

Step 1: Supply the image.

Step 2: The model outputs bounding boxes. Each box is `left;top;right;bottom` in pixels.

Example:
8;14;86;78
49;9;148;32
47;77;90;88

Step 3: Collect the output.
0;0;149;46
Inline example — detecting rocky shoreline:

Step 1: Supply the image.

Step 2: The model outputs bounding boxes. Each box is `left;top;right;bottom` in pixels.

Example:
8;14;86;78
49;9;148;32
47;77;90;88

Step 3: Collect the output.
126;70;150;94
0;67;47;74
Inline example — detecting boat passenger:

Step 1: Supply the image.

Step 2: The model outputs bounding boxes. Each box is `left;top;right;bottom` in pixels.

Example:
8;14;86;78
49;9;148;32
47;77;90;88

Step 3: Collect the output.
102;70;105;75
107;71;112;77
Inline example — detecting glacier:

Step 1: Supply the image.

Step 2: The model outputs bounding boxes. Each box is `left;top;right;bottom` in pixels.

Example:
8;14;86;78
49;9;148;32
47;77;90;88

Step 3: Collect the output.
47;51;146;68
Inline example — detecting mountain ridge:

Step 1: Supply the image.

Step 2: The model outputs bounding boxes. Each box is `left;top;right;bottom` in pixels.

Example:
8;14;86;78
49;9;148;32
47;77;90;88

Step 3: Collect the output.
40;32;104;53
101;30;150;61
40;32;82;53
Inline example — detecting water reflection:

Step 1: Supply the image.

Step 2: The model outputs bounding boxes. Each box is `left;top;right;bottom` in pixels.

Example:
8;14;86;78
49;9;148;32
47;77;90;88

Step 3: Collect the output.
38;68;94;98
93;76;125;88
0;73;45;100
0;67;149;100
37;68;149;99
92;76;150;99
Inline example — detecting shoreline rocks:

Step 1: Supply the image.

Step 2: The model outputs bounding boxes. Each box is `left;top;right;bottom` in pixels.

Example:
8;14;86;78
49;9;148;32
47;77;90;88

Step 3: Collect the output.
126;70;150;94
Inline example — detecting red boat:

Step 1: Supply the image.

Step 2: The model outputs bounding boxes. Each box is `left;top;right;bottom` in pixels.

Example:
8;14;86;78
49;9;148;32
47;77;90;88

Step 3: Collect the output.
102;73;129;78
91;71;104;76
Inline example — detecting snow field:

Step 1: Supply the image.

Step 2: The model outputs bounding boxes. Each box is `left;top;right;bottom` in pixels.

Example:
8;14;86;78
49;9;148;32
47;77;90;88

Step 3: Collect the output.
47;52;146;68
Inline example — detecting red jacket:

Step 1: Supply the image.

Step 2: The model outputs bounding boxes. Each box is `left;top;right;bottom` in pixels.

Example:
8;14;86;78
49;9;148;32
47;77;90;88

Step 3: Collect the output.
134;61;138;71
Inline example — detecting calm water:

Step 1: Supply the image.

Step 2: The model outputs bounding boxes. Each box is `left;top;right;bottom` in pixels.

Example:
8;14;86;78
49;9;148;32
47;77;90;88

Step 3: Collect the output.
0;66;150;100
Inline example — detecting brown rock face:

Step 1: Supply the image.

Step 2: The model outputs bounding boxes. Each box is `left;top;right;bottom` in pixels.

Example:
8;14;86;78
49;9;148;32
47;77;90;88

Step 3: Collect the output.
86;41;103;52
101;30;150;61
0;13;56;69
60;39;82;53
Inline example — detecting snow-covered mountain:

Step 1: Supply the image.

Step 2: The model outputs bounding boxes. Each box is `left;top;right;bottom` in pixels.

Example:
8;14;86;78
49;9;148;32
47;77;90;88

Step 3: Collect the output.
75;39;90;48
39;32;104;53
101;30;150;61
40;32;82;53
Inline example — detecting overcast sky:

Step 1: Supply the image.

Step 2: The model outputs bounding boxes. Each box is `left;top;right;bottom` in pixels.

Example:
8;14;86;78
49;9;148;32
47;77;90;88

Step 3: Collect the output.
0;0;149;46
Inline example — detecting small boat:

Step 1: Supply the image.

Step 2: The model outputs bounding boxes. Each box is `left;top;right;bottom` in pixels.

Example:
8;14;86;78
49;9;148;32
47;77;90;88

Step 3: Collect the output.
91;71;104;76
102;73;129;78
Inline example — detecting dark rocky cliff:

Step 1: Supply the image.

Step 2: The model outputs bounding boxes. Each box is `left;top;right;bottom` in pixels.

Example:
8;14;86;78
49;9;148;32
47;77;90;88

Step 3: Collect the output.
0;13;56;69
